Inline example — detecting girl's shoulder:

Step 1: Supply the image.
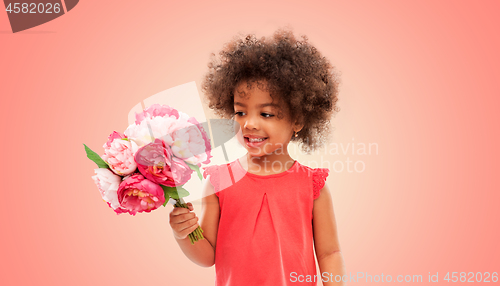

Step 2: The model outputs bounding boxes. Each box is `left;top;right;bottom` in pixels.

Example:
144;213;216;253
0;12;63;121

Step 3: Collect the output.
202;161;235;196
202;164;220;178
202;164;223;193
295;162;330;200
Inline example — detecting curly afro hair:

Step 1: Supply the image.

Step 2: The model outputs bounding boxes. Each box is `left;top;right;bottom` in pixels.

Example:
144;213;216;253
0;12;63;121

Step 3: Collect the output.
201;28;341;153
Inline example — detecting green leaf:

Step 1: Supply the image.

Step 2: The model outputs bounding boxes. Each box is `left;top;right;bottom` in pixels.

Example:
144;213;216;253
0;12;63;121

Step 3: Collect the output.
83;144;109;169
161;185;170;205
162;194;169;207
187;163;203;181
174;186;190;198
161;185;190;202
122;138;129;141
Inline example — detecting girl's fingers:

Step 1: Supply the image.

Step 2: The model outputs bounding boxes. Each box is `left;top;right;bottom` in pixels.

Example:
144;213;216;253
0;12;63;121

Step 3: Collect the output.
169;204;198;238
170;204;193;215
170;211;196;224
170;206;189;216
177;217;199;232
179;222;200;238
177;212;196;223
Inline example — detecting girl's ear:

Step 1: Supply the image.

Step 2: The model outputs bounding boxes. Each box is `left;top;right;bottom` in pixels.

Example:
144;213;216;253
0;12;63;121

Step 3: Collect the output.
293;121;305;133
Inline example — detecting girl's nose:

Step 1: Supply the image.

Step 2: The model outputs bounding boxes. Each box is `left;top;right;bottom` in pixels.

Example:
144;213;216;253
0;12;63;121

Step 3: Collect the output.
244;116;259;130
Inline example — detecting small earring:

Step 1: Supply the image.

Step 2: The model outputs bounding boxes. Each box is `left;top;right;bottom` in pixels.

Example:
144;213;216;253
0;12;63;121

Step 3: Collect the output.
294;131;298;138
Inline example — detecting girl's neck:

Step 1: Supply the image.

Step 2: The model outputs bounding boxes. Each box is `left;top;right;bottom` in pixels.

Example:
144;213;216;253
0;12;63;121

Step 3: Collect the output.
239;151;296;176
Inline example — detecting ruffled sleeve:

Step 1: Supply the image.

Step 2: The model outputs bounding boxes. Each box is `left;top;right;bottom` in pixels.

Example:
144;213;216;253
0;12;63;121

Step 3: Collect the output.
312;168;329;200
203;165;219;196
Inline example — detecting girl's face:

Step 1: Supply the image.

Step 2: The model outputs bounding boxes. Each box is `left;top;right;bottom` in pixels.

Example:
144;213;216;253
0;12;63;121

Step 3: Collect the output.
233;80;298;157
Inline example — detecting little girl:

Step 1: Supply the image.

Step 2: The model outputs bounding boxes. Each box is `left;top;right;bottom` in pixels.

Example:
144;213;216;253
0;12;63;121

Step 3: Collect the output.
169;28;346;286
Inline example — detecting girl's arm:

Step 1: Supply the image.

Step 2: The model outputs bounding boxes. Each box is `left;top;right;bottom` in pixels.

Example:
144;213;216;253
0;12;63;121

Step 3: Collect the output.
169;176;220;267
312;183;346;285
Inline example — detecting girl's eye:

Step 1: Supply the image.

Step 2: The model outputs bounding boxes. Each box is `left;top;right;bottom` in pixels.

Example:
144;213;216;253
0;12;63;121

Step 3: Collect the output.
234;111;274;118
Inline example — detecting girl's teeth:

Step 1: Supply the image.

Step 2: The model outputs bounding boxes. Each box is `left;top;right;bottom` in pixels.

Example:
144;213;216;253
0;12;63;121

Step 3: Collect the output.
249;138;265;142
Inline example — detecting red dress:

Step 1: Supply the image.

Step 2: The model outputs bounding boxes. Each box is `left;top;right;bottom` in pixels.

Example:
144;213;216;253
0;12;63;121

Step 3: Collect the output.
203;159;330;286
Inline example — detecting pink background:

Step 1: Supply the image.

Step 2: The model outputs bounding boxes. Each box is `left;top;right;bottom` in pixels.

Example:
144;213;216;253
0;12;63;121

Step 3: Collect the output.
1;0;499;285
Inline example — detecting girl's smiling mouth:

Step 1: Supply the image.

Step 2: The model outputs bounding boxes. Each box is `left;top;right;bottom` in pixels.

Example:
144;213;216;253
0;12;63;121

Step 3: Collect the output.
244;135;268;148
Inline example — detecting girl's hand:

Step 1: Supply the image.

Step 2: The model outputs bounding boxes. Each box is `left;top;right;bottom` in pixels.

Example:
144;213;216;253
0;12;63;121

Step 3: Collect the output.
169;202;200;240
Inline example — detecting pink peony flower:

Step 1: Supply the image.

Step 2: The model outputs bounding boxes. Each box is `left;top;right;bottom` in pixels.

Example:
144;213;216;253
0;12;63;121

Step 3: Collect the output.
187;116;212;165
162;112;212;166
171;156;195;186
135;104;179;125
101;131;139;176
106;202;128;214
92;168;128;214
125;105;212;167
117;174;165;216
135;138;193;187
124;115;178;148
103;131;126;149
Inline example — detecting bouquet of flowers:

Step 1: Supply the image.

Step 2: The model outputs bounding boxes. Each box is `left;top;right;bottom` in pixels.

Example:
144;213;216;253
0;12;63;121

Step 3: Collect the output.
84;104;212;244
